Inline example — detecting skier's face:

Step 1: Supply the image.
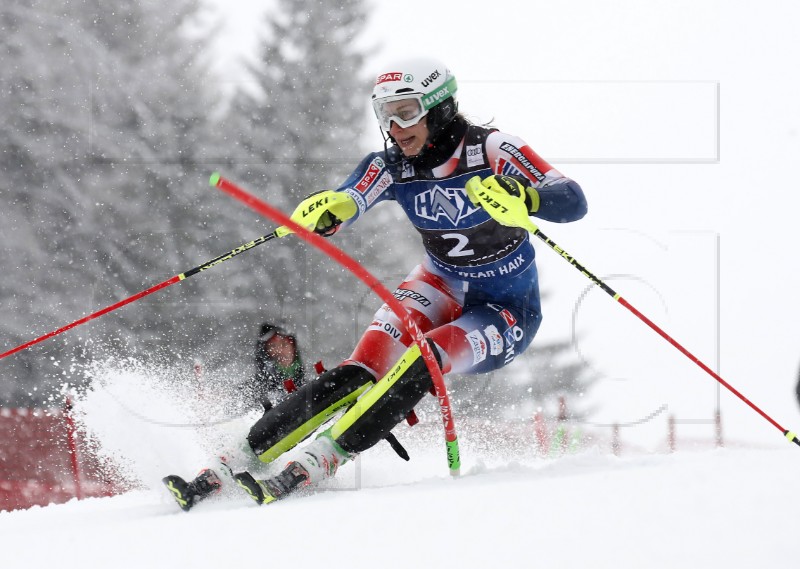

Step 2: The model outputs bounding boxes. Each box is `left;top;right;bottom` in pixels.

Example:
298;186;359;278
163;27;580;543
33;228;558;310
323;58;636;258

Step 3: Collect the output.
389;115;429;157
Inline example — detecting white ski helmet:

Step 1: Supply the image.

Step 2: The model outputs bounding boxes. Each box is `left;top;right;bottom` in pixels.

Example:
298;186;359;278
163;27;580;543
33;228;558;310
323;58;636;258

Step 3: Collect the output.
371;57;458;136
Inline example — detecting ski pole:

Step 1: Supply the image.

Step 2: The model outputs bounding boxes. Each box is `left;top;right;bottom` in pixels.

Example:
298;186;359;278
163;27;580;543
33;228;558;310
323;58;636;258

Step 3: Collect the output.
524;219;800;447
209;173;462;475
0;232;282;361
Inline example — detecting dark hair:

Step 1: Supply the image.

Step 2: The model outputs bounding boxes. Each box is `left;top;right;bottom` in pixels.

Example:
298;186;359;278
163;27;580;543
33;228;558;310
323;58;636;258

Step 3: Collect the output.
425;97;459;140
259;322;289;339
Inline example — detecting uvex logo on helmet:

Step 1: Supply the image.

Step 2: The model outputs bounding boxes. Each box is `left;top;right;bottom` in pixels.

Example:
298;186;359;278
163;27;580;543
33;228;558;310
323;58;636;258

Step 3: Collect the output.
420;70;441;88
376;72;403;85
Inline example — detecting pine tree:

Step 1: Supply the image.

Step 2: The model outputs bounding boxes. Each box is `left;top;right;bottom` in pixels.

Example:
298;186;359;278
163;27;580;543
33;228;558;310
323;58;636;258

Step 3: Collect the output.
224;0;373;365
0;0;219;403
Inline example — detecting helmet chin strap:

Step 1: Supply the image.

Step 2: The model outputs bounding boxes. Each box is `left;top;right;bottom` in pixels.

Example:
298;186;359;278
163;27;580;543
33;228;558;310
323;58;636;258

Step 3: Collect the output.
380;126;402;165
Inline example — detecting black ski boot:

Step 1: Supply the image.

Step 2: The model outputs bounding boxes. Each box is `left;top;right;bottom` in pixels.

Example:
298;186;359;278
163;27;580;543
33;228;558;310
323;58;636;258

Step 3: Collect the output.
162;468;222;512
235;433;348;506
234;462;310;506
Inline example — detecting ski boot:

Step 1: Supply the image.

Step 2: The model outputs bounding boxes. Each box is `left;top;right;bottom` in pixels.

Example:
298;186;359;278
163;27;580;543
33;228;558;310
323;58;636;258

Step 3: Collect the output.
162;468;222;512
234;462;309;506
235;432;348;506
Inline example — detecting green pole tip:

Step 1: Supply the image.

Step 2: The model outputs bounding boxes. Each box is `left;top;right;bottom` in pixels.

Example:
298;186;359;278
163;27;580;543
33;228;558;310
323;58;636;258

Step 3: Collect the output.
209;172;221;187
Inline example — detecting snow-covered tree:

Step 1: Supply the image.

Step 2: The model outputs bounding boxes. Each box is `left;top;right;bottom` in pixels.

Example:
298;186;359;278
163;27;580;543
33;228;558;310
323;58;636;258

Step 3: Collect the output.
223;0;376;364
0;0;219;403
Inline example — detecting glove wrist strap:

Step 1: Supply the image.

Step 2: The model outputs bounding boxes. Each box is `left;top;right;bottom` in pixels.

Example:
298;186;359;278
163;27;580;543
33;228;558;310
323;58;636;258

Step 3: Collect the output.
525;186;540;214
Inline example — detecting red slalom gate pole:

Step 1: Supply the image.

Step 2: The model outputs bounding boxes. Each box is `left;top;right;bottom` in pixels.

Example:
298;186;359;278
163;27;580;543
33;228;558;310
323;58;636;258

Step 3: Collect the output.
209;173;461;475
64;396;83;500
0;233;280;361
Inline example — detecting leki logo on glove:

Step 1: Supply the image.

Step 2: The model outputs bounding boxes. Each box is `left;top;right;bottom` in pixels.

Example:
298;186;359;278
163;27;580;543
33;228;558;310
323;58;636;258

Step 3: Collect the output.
302;196;331;217
473;189;510;214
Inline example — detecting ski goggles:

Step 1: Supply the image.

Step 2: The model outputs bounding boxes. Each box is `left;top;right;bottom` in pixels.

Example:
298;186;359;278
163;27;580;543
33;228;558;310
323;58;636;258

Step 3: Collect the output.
372;76;458;130
372;95;429;130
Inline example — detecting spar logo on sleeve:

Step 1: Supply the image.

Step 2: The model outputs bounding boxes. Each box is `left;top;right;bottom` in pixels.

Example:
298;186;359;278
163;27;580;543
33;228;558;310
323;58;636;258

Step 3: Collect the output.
466;330;488;364
354;157;385;193
365;171;392;206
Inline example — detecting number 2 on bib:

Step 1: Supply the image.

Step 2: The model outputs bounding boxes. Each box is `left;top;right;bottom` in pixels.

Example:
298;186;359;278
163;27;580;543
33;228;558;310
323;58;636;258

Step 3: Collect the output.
441;233;474;257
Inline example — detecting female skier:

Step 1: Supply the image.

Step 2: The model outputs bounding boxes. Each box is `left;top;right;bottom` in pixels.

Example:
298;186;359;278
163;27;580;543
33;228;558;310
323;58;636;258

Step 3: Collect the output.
164;57;587;510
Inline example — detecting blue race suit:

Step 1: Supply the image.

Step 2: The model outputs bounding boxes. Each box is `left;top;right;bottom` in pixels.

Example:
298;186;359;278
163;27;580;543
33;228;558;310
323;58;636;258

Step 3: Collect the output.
335;117;587;378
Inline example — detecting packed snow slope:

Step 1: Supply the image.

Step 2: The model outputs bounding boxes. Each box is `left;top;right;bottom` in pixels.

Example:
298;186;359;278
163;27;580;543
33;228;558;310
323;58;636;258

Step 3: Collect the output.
1;447;798;569
2;369;799;569
4;358;800;569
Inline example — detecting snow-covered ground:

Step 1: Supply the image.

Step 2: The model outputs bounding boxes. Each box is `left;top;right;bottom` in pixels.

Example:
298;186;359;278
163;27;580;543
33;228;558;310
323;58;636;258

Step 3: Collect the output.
2;444;797;568
3;365;800;569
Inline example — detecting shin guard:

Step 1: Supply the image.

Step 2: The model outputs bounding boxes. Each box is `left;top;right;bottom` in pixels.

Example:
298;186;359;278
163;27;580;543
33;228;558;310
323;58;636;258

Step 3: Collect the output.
247;365;373;463
329;342;440;455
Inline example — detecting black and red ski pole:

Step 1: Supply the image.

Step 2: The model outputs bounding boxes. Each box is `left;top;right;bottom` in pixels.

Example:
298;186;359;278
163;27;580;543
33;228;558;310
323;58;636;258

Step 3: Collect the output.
0;232;281;361
520;218;800;447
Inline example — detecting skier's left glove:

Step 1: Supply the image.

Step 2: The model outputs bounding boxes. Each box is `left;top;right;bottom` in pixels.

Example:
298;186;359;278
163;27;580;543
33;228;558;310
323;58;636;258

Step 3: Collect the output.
464;175;540;229
285;190;357;237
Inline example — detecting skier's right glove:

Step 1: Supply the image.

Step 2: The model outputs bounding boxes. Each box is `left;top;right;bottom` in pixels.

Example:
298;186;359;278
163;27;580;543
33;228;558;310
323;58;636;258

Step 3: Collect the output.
285;190;357;237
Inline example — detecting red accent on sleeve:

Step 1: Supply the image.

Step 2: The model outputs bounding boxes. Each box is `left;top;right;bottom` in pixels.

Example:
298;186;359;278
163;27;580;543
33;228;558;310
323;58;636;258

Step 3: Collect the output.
486;132;560;186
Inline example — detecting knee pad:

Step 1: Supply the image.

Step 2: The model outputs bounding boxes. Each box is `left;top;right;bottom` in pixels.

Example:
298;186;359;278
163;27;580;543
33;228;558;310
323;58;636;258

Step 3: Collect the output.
247;365;373;463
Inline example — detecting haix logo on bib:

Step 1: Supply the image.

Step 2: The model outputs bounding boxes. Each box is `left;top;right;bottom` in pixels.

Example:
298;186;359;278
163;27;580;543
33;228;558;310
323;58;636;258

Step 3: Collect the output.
415;185;480;226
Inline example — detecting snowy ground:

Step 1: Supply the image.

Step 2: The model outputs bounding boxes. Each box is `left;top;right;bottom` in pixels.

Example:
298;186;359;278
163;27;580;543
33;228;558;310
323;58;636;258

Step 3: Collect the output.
2;365;800;569
1;445;797;568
